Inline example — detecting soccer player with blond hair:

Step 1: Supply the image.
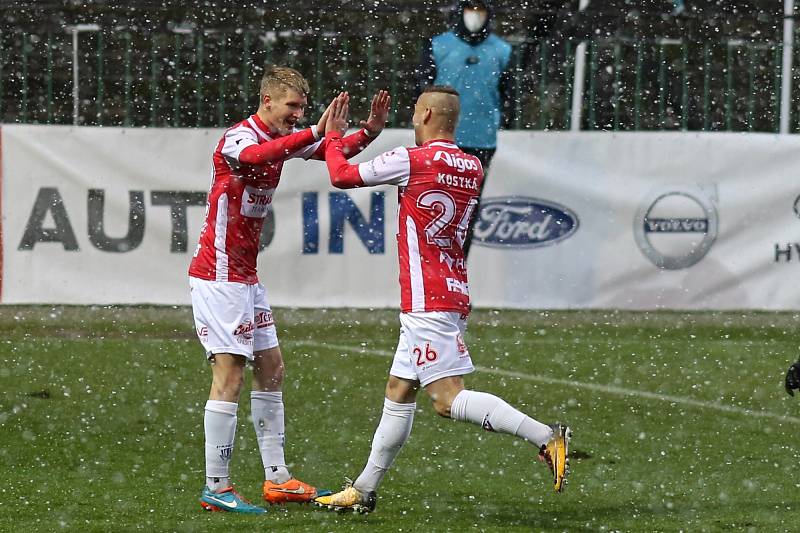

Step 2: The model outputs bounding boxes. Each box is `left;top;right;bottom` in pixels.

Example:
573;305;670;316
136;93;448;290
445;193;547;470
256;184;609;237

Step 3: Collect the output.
190;65;391;513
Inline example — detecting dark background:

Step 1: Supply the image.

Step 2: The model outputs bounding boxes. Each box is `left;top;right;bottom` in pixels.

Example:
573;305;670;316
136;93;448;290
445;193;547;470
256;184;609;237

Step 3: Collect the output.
0;1;792;131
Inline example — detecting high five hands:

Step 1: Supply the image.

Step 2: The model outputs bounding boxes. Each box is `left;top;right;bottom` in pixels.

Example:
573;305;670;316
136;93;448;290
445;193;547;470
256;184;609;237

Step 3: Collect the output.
361;90;391;136
320;90;391;137
326;92;350;137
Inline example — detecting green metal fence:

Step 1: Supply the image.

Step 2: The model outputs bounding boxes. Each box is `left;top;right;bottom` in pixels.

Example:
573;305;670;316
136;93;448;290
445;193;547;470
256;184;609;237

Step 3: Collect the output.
1;28;795;132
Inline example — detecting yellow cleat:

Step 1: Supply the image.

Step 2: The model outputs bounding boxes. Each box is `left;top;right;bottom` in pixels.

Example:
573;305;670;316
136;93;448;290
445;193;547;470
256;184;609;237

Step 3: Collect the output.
538;423;571;492
314;479;377;514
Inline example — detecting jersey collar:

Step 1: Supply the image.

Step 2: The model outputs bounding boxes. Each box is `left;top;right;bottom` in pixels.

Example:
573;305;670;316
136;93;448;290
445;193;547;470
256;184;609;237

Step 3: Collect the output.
248;114;274;141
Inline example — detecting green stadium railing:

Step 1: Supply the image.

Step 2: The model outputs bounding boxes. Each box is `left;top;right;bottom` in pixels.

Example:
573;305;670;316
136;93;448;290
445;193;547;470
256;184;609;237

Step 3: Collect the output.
0;28;796;133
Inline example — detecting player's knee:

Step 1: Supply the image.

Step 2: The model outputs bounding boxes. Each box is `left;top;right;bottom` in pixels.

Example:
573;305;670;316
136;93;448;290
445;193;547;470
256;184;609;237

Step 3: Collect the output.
431;396;453;418
213;366;245;397
253;364;284;390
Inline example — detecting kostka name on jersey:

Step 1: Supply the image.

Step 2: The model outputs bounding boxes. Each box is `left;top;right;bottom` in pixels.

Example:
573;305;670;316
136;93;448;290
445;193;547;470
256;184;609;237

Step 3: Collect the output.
354;140;484;314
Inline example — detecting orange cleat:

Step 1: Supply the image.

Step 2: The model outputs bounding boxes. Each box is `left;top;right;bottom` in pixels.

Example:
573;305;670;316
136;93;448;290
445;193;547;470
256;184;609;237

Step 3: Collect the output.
263;478;321;504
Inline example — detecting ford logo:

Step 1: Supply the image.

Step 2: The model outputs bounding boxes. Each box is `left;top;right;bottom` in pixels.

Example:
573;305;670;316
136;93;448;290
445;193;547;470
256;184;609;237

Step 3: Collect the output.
472;196;579;248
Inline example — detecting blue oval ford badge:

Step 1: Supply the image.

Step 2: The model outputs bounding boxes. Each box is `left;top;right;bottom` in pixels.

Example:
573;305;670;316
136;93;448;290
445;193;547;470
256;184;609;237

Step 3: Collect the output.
472;196;579;248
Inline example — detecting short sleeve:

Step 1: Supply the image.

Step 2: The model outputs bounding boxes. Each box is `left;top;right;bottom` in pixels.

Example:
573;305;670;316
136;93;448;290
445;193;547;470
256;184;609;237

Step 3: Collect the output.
358;146;411;186
221;126;259;162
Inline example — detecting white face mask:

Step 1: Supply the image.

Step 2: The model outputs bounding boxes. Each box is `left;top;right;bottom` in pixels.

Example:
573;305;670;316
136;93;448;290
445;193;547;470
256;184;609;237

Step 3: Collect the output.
463;9;487;33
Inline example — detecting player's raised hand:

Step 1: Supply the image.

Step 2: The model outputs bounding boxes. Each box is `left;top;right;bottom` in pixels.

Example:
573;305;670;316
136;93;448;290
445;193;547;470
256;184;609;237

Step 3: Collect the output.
785;360;800;396
317;92;345;134
361;90;391;135
326;92;349;136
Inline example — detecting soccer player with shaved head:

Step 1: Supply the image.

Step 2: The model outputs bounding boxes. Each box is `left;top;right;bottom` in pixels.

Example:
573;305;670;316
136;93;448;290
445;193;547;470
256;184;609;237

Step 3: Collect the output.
313;86;571;514
189;65;390;513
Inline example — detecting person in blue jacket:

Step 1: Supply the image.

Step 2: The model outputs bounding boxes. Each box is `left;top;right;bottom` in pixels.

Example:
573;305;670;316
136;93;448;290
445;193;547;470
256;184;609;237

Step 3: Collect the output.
416;0;514;258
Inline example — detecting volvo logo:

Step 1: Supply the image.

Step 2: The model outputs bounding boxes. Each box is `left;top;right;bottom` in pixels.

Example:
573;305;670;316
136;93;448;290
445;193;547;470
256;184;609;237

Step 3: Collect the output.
472;196;579;248
633;185;718;270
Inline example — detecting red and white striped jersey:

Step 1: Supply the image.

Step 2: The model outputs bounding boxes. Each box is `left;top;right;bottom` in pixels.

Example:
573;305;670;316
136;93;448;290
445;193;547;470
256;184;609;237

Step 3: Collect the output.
189;114;373;284
356;139;484;314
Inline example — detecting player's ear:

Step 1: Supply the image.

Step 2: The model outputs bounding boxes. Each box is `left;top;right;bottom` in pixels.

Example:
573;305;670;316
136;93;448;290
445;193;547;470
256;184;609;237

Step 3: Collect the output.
423;108;433;124
262;93;272;109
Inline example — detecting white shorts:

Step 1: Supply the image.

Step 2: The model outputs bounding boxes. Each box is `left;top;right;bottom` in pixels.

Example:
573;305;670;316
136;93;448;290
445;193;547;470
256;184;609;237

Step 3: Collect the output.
189;277;279;361
389;311;474;387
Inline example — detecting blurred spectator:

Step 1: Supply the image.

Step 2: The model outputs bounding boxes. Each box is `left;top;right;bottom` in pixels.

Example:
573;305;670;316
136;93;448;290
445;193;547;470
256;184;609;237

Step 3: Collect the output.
416;0;513;258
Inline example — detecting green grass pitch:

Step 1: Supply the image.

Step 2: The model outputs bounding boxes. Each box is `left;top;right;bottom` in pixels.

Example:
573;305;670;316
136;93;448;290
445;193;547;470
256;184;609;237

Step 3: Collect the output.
1;306;798;532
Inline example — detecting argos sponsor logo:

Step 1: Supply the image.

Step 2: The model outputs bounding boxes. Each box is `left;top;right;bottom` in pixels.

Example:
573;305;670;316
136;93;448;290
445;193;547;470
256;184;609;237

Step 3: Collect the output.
433;150;479;172
473;196;579;248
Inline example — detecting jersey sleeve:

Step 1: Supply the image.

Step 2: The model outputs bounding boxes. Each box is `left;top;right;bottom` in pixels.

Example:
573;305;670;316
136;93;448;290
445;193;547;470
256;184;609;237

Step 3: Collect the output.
287;126;324;160
358;147;411;186
306;128;377;161
220;126;259;162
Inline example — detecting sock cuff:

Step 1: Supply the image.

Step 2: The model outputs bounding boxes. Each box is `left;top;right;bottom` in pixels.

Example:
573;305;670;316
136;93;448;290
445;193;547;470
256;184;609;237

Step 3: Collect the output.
205;400;238;415
251;391;283;402
450;389;471;421
383;397;416;413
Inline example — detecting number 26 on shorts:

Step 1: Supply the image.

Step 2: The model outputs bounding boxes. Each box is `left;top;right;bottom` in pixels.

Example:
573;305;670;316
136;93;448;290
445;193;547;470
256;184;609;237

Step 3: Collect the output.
413;342;438;366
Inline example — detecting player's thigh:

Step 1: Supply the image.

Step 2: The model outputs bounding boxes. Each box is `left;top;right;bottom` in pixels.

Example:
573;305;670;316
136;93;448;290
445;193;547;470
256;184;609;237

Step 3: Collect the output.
398;311;474;388
190;277;257;361
253;282;279;352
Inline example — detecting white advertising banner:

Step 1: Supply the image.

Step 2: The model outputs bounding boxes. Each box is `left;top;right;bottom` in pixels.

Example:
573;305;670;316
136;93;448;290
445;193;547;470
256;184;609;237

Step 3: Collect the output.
2;125;800;309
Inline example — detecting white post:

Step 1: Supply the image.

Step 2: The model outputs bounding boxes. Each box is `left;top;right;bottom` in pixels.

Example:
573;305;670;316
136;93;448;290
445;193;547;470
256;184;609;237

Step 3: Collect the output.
780;0;795;134
68;24;100;126
570;0;591;131
72;27;78;126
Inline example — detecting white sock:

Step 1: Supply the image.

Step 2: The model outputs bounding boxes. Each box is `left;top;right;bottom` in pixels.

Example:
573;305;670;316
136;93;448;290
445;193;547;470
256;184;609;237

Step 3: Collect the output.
449;390;553;447
204;400;238;491
251;391;291;484
354;398;415;494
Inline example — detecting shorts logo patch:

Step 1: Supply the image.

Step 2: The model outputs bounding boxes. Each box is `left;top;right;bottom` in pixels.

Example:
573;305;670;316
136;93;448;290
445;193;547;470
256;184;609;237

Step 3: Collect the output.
197;325;209;342
255;311;275;329
456;334;467;355
233;320;254;345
